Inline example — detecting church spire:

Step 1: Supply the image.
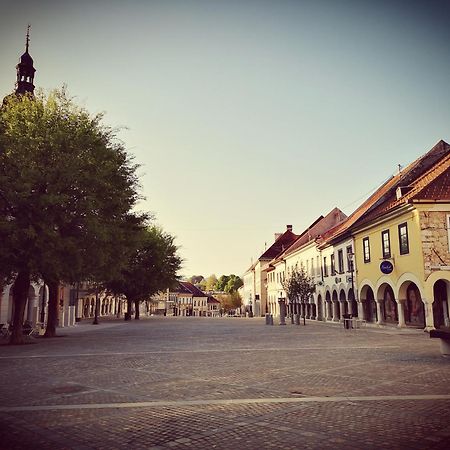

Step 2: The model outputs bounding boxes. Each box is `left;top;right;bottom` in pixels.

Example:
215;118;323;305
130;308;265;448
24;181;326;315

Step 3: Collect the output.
15;24;36;95
26;24;30;53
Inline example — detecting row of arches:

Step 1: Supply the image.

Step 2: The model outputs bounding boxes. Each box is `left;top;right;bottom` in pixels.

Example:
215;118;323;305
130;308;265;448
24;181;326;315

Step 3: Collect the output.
314;278;449;329
81;296;125;318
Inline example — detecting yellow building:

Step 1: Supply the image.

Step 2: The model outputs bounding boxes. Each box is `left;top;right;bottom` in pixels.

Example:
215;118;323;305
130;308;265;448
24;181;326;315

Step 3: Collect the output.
352;141;449;330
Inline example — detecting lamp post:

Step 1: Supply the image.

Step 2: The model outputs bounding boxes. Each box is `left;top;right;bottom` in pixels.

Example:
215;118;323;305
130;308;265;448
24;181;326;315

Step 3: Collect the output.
347;251;357;317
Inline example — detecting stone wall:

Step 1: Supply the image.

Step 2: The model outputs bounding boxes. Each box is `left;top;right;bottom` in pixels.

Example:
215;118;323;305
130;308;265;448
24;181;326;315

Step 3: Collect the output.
420;210;450;277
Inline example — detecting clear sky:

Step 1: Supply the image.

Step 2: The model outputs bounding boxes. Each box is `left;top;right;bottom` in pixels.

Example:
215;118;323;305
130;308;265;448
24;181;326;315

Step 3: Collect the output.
1;0;449;278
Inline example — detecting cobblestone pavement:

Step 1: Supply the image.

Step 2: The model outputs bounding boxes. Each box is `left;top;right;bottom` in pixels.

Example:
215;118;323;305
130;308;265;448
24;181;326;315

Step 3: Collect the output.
0;317;449;449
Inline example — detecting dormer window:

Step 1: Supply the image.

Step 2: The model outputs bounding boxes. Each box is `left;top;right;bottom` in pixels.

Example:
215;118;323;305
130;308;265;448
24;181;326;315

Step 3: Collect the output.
396;186;413;200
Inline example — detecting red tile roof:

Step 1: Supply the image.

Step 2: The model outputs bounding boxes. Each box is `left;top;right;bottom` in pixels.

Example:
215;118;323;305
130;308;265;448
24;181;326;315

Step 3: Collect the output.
207;296;220;304
179;281;208;297
258;229;299;260
355;141;450;226
321;139;450;244
282;208;347;257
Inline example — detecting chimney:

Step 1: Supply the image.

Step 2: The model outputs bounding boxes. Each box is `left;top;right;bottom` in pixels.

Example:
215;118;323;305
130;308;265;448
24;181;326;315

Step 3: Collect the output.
274;233;282;241
286;225;293;232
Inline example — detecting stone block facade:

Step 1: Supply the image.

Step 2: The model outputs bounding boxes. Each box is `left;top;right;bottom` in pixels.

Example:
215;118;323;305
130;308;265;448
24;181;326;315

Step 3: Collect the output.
420;210;450;278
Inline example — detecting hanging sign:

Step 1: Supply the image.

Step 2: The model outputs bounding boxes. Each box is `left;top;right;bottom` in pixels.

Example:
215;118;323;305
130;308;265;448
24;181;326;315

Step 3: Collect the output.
380;260;394;274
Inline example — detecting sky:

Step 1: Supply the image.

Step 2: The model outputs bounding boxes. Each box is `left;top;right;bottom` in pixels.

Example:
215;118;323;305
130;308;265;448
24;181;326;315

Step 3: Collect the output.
1;0;449;278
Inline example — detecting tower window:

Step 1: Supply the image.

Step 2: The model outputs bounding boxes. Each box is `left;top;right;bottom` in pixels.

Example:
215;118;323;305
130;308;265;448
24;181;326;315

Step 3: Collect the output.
398;223;409;255
382;230;391;258
363;237;371;263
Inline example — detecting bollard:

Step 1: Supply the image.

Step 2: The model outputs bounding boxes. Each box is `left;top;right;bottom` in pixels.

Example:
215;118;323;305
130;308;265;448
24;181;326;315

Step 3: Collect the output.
290;314;294;324
295;314;300;325
265;313;270;325
269;314;274;325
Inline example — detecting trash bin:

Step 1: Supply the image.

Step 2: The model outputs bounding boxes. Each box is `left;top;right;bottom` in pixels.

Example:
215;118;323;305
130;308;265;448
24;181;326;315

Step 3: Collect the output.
342;314;352;329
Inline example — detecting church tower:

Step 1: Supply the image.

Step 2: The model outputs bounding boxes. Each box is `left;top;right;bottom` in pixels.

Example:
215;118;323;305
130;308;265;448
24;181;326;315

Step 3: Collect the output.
15;25;36;95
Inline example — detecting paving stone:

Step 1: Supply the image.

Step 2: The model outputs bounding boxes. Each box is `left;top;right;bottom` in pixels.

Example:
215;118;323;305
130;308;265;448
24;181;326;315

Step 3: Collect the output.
0;317;450;449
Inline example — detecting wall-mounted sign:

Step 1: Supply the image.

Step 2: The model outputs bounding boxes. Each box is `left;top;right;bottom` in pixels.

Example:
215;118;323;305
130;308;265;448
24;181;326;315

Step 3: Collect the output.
380;260;394;274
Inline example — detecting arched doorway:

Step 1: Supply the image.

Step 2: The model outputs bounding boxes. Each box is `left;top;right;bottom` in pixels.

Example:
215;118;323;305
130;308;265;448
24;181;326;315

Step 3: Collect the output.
362;286;377;322
348;288;358;317
339;289;347;316
380;285;398;324
332;290;340;321
433;280;449;329
404;282;425;328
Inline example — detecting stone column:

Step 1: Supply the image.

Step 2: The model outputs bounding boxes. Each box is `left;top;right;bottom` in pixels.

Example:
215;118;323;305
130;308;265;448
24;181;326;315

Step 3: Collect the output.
376;300;383;325
424;300;435;331
397;300;406;328
357;301;364;320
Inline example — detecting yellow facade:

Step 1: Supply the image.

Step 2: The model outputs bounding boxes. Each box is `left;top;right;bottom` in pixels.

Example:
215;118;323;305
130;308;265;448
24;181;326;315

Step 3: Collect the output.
354;203;450;329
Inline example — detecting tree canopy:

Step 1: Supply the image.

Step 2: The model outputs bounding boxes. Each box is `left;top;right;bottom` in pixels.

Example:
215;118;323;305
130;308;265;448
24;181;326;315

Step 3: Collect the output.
282;266;315;306
106;225;182;319
0;89;152;342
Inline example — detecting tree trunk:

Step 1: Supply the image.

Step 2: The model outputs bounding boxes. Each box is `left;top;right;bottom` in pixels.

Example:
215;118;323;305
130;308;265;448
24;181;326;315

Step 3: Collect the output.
125;298;132;320
44;279;59;338
134;300;140;320
9;270;31;345
93;291;99;324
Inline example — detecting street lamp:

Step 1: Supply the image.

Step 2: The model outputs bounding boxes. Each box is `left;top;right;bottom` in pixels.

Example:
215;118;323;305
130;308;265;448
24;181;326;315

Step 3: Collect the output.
347;251;357;316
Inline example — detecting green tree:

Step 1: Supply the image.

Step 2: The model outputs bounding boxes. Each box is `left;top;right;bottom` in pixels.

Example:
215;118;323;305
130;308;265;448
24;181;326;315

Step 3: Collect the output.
224;275;243;293
0;89;142;343
282;266;315;323
216;275;230;292
205;274;218;291
188;275;204;285
107;226;182;320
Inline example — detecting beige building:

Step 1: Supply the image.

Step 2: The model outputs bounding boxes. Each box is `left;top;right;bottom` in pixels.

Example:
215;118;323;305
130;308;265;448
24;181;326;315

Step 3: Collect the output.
243;225;298;316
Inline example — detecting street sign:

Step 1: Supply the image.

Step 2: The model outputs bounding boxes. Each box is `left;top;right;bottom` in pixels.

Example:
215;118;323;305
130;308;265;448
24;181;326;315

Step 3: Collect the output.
380;260;394;274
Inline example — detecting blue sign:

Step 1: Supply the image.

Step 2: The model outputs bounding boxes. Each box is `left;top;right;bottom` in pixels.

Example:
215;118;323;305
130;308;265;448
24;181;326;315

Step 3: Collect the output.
380;260;394;274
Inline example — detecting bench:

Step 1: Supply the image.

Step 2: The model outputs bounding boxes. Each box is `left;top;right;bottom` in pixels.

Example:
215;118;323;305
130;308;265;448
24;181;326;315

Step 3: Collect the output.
430;329;450;356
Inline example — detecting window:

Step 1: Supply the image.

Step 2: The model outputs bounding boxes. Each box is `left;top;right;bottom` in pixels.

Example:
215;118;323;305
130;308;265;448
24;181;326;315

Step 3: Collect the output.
323;257;328;276
337;249;344;274
311;258;314;276
398;223;409;255
346;245;353;272
382;230;391;258
331;254;336;276
363;237;370;263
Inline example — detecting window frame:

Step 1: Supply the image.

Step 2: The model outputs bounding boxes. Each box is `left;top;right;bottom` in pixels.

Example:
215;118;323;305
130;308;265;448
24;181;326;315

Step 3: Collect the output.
346;245;353;272
363;237;371;263
398;223;409;255
331;254;336;276
337;249;344;274
382;230;391;259
323;256;328;277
